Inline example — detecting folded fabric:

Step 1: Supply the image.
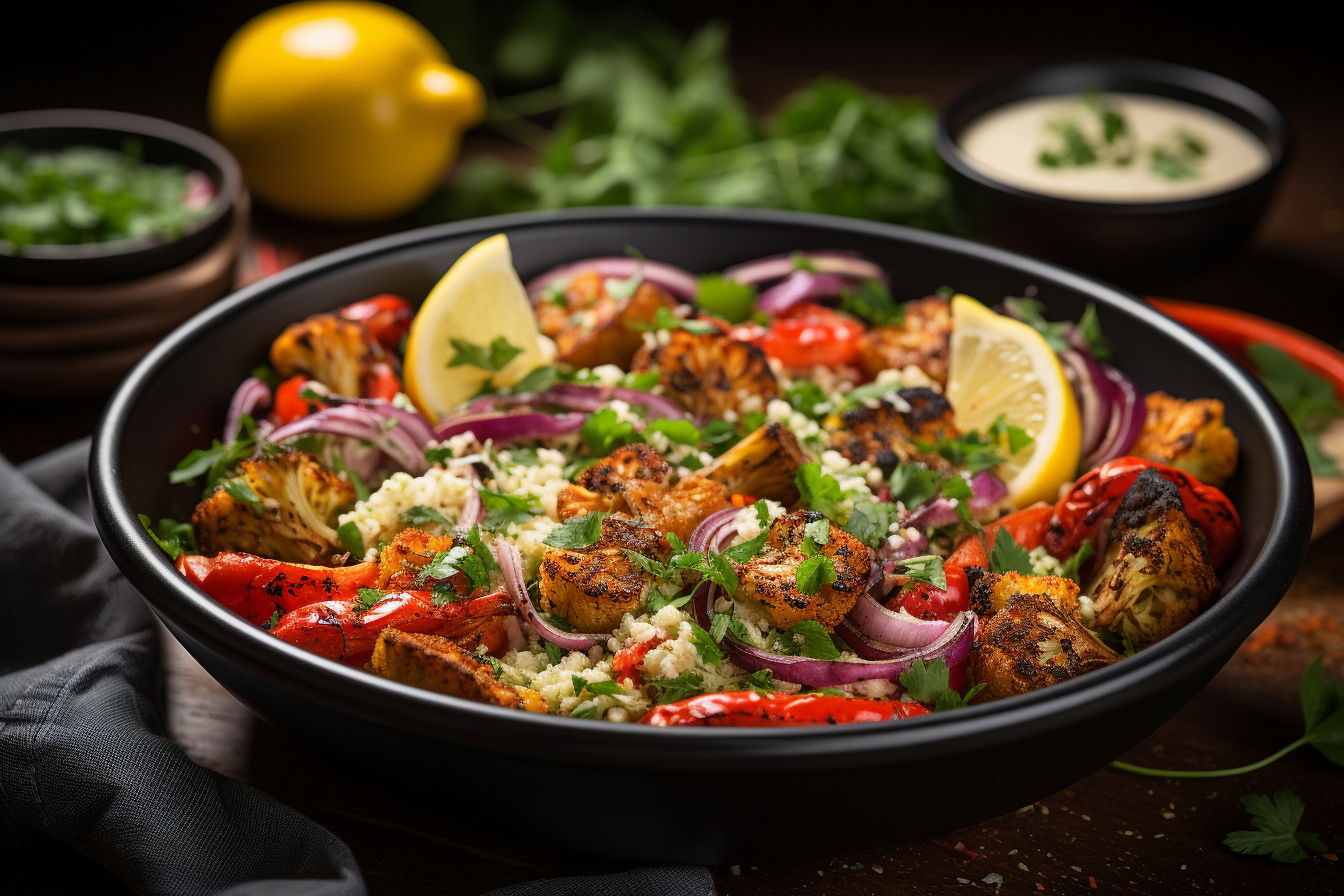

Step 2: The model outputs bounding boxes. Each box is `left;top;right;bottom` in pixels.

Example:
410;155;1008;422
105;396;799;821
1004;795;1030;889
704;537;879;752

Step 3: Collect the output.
0;440;715;896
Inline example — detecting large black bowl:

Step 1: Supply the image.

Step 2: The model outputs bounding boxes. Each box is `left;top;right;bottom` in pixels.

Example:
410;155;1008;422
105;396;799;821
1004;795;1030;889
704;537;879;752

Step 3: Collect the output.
0;109;241;285
90;208;1310;864
935;59;1290;286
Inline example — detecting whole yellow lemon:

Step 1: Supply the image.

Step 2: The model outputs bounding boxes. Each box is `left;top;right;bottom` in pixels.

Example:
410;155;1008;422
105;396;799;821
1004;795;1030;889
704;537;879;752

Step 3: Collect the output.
209;1;484;222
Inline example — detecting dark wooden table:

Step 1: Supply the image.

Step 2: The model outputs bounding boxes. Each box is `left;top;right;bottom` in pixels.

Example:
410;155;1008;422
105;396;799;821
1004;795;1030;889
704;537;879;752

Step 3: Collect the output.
5;5;1343;894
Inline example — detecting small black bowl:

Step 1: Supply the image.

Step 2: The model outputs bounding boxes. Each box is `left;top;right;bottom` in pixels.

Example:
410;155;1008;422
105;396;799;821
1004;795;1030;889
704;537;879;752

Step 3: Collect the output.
90;207;1310;864
936;59;1290;286
0;109;241;286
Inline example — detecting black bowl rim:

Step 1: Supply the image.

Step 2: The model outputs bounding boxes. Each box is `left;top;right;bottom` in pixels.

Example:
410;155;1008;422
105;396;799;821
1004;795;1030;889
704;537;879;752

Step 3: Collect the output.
935;57;1292;214
90;206;1311;771
0;108;241;261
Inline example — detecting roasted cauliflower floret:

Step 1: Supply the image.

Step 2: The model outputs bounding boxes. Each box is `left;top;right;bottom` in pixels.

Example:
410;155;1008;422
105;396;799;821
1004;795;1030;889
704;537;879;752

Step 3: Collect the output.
1131;392;1240;487
966;569;1081;620
269;312;384;397
372;629;546;712
631;326;779;420
856;297;952;384
556;443;671;520
738;510;871;630
972;593;1120;702
539;515;662;632
1086;469;1219;649
618;475;733;546
702;423;812;505
192;451;356;564
534;272;678;369
829;387;957;475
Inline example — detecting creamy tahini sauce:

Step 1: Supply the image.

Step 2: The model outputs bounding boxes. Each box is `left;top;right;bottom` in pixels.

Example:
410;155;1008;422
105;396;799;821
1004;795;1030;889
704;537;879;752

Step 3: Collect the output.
958;93;1271;202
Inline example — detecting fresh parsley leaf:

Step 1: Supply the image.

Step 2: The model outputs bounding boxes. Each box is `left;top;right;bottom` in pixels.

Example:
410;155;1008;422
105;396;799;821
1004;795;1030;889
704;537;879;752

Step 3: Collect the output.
795;462;844;519
543;511;607;548
169;414;258;495
479;488;542;529
421;545;472;582
688;621;725;665
223;479;264;516
503;447;541;467
431;583;465;607
330;455;370;501
796;554;837;596
697;419;742;457
843;498;901;550
705;551;739;597
1002;296;1072;355
463;525;500;576
739;668;775;693
727;616;755;643
899;658;950;703
137;514;195;560
889;463;939;508
604;272;643;301
622;549;669;579
447;335;523;372
632;305;719;335
511;364;558;395
790;251;818;273
482;654;505;677
754;500;771;527
648;671;705;704
1223;789;1326;864
265;608;281;630
1059;542;1095;585
804;516;831;546
583;679;626;697
987;413;1035;456
541;612;572;632
895;555;946;590
665;532;688;554
647;418;701;446
646;592;692;614
569;705;600;718
990;527;1035;575
543;641;564;667
839;279;904;327
787;619;841;660
935;681;987;712
786;380;832;420
336;520;365;556
939;474;974;521
1076;302;1111;360
581;407;642;455
354;587;384;612
709;608;732;642
404;505;453;528
250;364;280;388
722;529;768;563
696;274;757;324
1248;342;1343;477
423;445;455;466
918;430;1005;474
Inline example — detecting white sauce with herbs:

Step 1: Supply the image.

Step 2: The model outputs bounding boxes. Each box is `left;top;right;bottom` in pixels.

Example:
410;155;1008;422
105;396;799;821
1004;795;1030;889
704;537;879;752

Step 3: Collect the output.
958;93;1270;202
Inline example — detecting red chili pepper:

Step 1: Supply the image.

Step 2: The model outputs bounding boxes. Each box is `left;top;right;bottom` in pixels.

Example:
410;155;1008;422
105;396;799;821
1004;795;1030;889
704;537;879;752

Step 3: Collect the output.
176;552;380;625
639;691;933;727
612;635;667;687
340;294;412;352
1046;456;1241;568
945;505;1054;575
272;374;326;425
363;361;402;401
889;565;970;621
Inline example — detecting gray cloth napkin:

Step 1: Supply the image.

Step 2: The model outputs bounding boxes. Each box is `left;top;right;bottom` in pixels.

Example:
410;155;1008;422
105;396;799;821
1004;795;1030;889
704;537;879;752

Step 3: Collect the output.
0;440;714;896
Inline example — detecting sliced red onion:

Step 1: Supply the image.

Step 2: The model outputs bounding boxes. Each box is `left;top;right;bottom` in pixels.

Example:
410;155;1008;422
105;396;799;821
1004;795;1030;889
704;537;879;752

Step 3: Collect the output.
224;378;272;444
449;462;484;527
316;393;436;447
471;383;690;422
268;405;428;475
337;438;383;482
903;497;961;530
723;251;890;287
525;257;698;302
968;470;1009;515
755;270;853;315
1085;365;1145;467
845;592;951;649
1060;349;1116;459
433;411;586;443
183;170;215;211
690;508;741;553
495;537;607;650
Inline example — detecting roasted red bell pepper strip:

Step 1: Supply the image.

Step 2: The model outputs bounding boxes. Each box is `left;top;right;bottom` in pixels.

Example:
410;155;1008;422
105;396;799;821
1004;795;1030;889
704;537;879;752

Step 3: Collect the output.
271;591;514;664
177;553;380;625
639;691;933;727
340;294;412;352
945;504;1054;575
363;361;402;401
271;374;327;425
1045;456;1240;569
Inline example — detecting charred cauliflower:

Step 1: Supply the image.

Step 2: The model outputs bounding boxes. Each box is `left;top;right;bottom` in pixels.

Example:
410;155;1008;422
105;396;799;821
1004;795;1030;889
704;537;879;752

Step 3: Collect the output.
967;569;1081;620
1131;392;1239;486
737;510;871;630
702;423;812;505
631;326;779;420
829;387;957;475
539;515;662;632
973;593;1120;701
372;629;546;712
192;451;357;564
534;271;678;369
855;297;952;384
1085;468;1219;648
269;312;384;397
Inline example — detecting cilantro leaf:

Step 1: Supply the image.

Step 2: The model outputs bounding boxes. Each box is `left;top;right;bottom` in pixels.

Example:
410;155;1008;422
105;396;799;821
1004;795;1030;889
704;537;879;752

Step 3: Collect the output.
795;462;844;519
695;274;756;324
511;364;558;395
787;619;841;660
169;414;259;495
648;671;705;704
1223;789;1326;863
137;514;195;560
722;529;768;563
896;554;946;590
839;280;904;327
447;335;523;372
632;305;719;335
354;587;384;612
688;621;725;665
889;463;940;508
1059;542;1095;585
479;488;542;529
899;658;949;703
990;527;1035;575
1248;342;1343;478
647;418;701;446
988;413;1035;456
543;511;607;548
581;407;641;455
336;520;365;556
843;498;901;550
646;592;692;614
796;554;837;596
223;479;264;516
622;549;669;579
404;505;453;528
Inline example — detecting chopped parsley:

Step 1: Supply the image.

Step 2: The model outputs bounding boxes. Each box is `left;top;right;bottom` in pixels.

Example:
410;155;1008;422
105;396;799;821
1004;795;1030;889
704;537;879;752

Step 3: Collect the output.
646;418;701;446
648;671;705;704
336;521;365;556
169;413;259;495
917;430;1004;474
888;463;940;508
354;587;384;612
785;380;832;420
695;274;757;324
842;499;902;550
404;505;453;528
479;488;542;529
222;479;264;516
839;279;904;327
447;335;523;372
787;619;841;660
795;462;844;520
632;305;719;335
688;621;725;665
1248;342;1343;477
1059;542;1095;585
510;364;558;395
580;407;641;455
987;413;1035;456
645;592;692;614
899;658;986;710
137;514;196;560
795;554;837;596
894;554;946;590
543;511;608;548
990;527;1034;576
1002;296;1110;361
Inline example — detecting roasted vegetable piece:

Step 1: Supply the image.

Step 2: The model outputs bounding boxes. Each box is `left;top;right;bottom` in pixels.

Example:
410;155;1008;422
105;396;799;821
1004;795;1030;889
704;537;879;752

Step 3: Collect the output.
271;590;513;663
973;593;1120;701
371;629;546;712
557;443;670;520
738;510;871;630
631;326;779;419
829;388;957;475
702;422;812;505
966;569;1081;620
192;451;356;564
1046;456;1241;569
640;691;932;726
339;294;412;352
534;272;679;369
945;505;1054;576
176;553;379;625
1085;469;1220;648
1131;392;1239;487
539;515;662;632
269;312;385;398
855;296;952;384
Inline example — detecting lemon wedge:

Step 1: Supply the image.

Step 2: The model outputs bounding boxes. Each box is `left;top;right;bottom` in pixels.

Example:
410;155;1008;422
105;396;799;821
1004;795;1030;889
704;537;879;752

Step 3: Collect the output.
945;294;1080;505
403;234;553;423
